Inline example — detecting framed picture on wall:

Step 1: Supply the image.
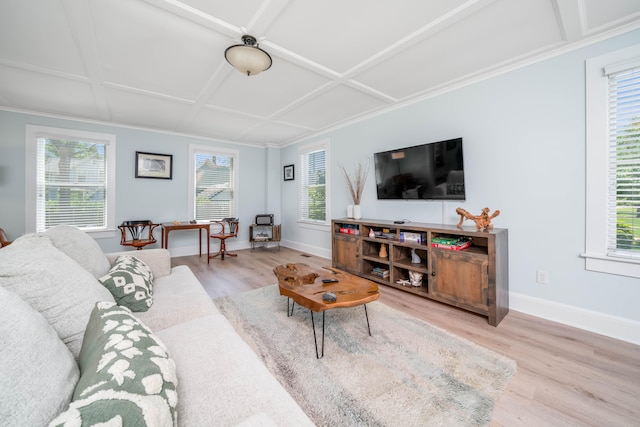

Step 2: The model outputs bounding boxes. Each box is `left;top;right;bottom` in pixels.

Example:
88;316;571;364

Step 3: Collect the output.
135;151;173;179
284;164;294;181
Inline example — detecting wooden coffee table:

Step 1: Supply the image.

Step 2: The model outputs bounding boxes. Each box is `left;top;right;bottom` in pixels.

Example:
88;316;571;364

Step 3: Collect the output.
273;263;379;358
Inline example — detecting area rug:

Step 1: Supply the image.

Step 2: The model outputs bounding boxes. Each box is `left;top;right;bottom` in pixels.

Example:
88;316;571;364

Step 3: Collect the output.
214;285;516;427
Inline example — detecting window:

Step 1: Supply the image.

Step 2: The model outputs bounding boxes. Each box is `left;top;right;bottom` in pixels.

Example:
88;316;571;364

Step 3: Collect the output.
188;145;238;221
585;44;640;278
298;140;330;226
607;66;640;256
26;125;116;235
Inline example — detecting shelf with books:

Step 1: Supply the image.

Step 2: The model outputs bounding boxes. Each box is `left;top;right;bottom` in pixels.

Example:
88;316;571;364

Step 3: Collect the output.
335;222;360;235
430;233;489;255
363;260;390;284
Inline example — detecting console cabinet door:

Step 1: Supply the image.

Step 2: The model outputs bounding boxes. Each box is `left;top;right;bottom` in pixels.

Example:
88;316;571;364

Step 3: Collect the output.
430;250;489;314
333;234;361;273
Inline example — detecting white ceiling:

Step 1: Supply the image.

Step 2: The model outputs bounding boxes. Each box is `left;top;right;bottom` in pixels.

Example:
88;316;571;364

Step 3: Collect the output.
1;0;640;147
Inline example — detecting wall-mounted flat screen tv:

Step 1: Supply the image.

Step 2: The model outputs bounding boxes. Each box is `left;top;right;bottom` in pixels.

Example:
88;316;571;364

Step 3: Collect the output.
374;138;465;200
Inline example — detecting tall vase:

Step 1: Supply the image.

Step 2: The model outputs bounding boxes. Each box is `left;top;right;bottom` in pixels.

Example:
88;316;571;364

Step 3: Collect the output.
347;205;354;218
353;204;362;219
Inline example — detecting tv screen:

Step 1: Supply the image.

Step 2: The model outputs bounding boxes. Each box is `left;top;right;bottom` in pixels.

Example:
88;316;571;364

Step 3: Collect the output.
374;138;465;200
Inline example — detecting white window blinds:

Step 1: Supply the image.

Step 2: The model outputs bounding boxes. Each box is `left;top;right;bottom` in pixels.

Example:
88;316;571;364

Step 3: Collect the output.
299;147;327;223
194;150;236;220
36;137;108;232
606;66;640;257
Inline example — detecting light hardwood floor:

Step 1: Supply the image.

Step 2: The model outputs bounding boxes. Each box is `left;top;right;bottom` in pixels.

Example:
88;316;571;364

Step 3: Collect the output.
173;247;640;426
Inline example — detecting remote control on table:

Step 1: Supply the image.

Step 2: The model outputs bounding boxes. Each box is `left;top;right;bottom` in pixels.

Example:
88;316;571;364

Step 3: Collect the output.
322;278;339;284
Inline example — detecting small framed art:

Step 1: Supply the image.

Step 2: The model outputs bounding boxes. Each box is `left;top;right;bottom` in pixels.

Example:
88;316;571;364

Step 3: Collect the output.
135;151;173;179
284;164;295;181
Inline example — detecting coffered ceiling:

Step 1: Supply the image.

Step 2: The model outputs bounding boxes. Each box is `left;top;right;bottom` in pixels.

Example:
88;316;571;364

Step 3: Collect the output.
1;0;640;146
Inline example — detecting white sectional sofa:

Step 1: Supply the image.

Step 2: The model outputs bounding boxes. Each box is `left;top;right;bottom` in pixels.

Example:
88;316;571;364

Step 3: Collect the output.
0;225;313;426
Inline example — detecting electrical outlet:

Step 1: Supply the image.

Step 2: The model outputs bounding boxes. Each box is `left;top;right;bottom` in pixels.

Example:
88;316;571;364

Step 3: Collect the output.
536;270;549;284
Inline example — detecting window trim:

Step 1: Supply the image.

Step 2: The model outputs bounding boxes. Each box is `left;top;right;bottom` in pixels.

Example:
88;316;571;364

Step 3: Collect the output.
297;139;331;229
25;125;116;238
188;144;239;221
584;44;640;278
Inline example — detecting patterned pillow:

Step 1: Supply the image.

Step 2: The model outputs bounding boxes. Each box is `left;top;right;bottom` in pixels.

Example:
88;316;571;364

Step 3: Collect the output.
50;302;178;427
99;255;154;312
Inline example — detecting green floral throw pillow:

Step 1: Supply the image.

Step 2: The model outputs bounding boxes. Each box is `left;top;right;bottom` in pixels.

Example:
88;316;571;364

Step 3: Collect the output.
99;255;154;312
50;302;178;427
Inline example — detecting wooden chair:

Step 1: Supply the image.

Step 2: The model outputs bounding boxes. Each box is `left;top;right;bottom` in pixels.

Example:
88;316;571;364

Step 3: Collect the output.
0;228;11;247
118;220;159;250
210;218;239;260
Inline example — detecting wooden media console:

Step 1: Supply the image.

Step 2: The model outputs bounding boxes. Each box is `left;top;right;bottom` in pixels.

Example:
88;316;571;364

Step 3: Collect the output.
332;218;509;326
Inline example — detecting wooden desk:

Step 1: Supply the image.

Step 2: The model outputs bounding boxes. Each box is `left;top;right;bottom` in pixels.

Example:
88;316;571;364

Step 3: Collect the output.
161;222;210;264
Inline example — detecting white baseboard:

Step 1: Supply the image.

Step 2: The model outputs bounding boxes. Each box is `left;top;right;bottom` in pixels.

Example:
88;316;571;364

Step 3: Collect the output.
166;245;200;258
280;239;332;260
510;292;640;345
166;239;251;258
166;239;330;259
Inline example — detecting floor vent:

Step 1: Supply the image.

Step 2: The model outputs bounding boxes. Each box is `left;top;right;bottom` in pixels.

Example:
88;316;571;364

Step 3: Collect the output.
300;253;311;257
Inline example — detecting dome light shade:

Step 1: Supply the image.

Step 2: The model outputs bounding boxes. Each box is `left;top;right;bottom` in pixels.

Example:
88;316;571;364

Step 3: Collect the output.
224;35;272;76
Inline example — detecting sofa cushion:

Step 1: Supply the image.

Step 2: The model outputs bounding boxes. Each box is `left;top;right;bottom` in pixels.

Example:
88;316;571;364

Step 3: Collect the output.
44;225;111;278
50;302;178;427
133;265;217;331
99;255;154;312
155;314;314;426
0;233;114;359
0;287;79;426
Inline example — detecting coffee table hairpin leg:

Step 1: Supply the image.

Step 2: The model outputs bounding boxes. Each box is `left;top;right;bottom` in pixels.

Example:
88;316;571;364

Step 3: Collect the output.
285;298;326;358
363;304;372;336
310;310;326;359
286;298;295;317
309;305;373;359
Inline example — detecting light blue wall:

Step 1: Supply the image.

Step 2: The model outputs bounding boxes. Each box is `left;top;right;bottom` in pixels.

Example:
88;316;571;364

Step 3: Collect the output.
282;29;640;326
265;146;282;224
0;111;268;253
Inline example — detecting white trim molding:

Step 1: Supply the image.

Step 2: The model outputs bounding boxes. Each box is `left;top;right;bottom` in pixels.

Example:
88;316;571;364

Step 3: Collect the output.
510;292;640;345
25;124;116;238
280;239;331;260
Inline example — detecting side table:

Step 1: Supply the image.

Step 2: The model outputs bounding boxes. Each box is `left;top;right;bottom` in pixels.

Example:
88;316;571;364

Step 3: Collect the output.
249;224;281;251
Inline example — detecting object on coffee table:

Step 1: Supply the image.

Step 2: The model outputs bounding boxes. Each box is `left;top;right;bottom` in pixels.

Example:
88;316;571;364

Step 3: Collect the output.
322;292;337;302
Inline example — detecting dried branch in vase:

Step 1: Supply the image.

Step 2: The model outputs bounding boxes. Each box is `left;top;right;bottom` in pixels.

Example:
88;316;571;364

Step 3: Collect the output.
339;160;370;205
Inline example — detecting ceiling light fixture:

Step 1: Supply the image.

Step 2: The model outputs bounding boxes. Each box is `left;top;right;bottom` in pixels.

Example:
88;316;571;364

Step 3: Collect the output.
224;35;272;76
